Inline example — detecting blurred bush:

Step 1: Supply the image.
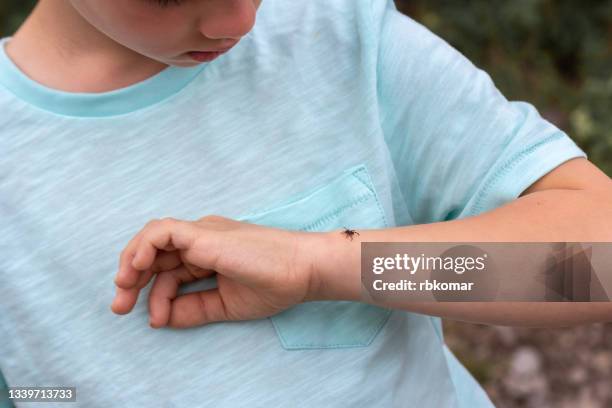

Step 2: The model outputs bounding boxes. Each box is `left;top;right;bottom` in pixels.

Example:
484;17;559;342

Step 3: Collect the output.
0;0;36;36
398;0;612;176
1;1;611;176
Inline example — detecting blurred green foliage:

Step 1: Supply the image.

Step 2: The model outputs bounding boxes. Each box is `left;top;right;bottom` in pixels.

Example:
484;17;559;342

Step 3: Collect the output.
397;0;612;176
0;0;36;36
1;1;611;175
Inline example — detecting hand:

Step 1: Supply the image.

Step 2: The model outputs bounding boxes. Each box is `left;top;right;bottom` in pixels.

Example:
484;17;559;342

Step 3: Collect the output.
111;215;322;328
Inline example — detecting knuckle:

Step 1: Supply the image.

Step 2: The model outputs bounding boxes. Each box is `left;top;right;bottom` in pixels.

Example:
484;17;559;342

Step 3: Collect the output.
160;216;178;224
144;219;158;229
198;214;225;223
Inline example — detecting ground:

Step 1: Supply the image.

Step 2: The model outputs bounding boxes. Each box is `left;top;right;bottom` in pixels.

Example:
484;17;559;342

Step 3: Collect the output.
444;320;612;408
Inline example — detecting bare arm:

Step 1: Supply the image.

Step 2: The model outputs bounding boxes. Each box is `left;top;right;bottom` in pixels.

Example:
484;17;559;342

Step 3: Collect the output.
306;158;612;328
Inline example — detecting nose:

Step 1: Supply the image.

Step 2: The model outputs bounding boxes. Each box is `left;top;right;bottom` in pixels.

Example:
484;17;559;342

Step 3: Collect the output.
198;0;258;41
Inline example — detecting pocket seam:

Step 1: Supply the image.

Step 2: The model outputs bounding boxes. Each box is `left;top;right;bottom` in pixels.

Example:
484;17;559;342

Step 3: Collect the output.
300;193;372;232
300;164;389;232
271;308;393;349
351;165;390;229
236;164;370;221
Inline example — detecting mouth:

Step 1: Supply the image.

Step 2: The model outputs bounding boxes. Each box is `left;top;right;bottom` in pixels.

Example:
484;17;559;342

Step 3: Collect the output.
186;45;235;63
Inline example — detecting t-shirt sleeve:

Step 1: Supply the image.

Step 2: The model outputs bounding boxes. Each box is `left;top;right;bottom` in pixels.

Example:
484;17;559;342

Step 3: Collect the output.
369;0;587;224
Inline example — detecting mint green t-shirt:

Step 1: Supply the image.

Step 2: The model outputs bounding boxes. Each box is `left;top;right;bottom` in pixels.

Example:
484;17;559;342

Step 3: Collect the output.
0;0;585;407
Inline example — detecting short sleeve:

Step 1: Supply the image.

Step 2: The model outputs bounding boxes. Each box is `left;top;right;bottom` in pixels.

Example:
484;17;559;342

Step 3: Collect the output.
370;0;587;224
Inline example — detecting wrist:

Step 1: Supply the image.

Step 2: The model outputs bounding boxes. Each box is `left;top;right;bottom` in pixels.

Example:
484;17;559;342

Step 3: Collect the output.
298;229;362;302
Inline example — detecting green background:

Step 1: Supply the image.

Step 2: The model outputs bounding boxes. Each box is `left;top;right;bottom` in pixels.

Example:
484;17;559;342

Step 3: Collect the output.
400;0;612;177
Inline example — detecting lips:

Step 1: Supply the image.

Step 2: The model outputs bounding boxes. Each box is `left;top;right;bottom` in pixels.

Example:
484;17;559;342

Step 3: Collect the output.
186;45;235;63
187;51;224;62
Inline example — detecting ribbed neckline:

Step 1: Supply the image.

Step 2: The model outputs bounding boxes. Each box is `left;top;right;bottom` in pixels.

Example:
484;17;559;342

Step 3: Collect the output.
0;37;207;117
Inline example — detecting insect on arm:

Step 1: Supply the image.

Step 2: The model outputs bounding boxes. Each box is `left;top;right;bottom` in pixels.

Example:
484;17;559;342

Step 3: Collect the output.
341;227;360;241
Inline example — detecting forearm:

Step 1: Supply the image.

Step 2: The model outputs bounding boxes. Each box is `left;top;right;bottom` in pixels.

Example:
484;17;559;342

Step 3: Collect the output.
305;188;612;327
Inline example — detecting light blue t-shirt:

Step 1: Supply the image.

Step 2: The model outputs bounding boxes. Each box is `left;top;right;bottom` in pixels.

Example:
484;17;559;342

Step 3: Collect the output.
0;0;586;407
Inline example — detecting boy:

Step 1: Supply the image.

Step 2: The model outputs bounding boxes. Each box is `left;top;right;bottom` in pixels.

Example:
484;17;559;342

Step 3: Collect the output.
1;0;611;407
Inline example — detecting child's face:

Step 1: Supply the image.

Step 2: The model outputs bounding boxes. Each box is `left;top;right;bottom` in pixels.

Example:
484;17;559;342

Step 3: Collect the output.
69;0;262;66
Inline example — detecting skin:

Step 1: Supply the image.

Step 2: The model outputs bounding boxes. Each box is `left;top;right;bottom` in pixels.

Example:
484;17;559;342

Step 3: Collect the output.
7;1;612;328
112;157;612;329
6;0;262;92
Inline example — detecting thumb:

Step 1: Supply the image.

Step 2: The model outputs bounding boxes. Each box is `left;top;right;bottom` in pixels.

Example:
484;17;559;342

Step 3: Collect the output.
167;288;230;328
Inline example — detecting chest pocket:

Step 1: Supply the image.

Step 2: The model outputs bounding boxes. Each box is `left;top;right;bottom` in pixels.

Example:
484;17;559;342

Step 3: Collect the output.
235;163;393;350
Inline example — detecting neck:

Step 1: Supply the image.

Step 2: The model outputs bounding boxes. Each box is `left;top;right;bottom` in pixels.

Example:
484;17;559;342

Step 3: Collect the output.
5;0;168;92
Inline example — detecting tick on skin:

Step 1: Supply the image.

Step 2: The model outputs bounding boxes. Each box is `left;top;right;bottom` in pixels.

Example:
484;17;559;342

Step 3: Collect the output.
342;227;360;241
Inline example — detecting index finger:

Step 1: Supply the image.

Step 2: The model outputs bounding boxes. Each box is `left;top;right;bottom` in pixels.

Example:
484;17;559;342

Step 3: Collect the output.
125;217;197;283
112;250;185;315
115;229;145;288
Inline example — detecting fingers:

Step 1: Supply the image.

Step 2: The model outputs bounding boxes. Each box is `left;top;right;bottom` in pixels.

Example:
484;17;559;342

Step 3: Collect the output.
148;266;194;328
133;218;198;270
112;249;184;314
148;272;178;328
149;250;183;274
111;269;153;314
111;287;141;315
148;265;218;328
113;217;224;321
115;232;144;288
166;288;229;328
115;218;197;290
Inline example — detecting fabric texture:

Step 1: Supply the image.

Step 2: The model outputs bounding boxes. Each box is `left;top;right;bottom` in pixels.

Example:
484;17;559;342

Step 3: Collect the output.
0;0;586;407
